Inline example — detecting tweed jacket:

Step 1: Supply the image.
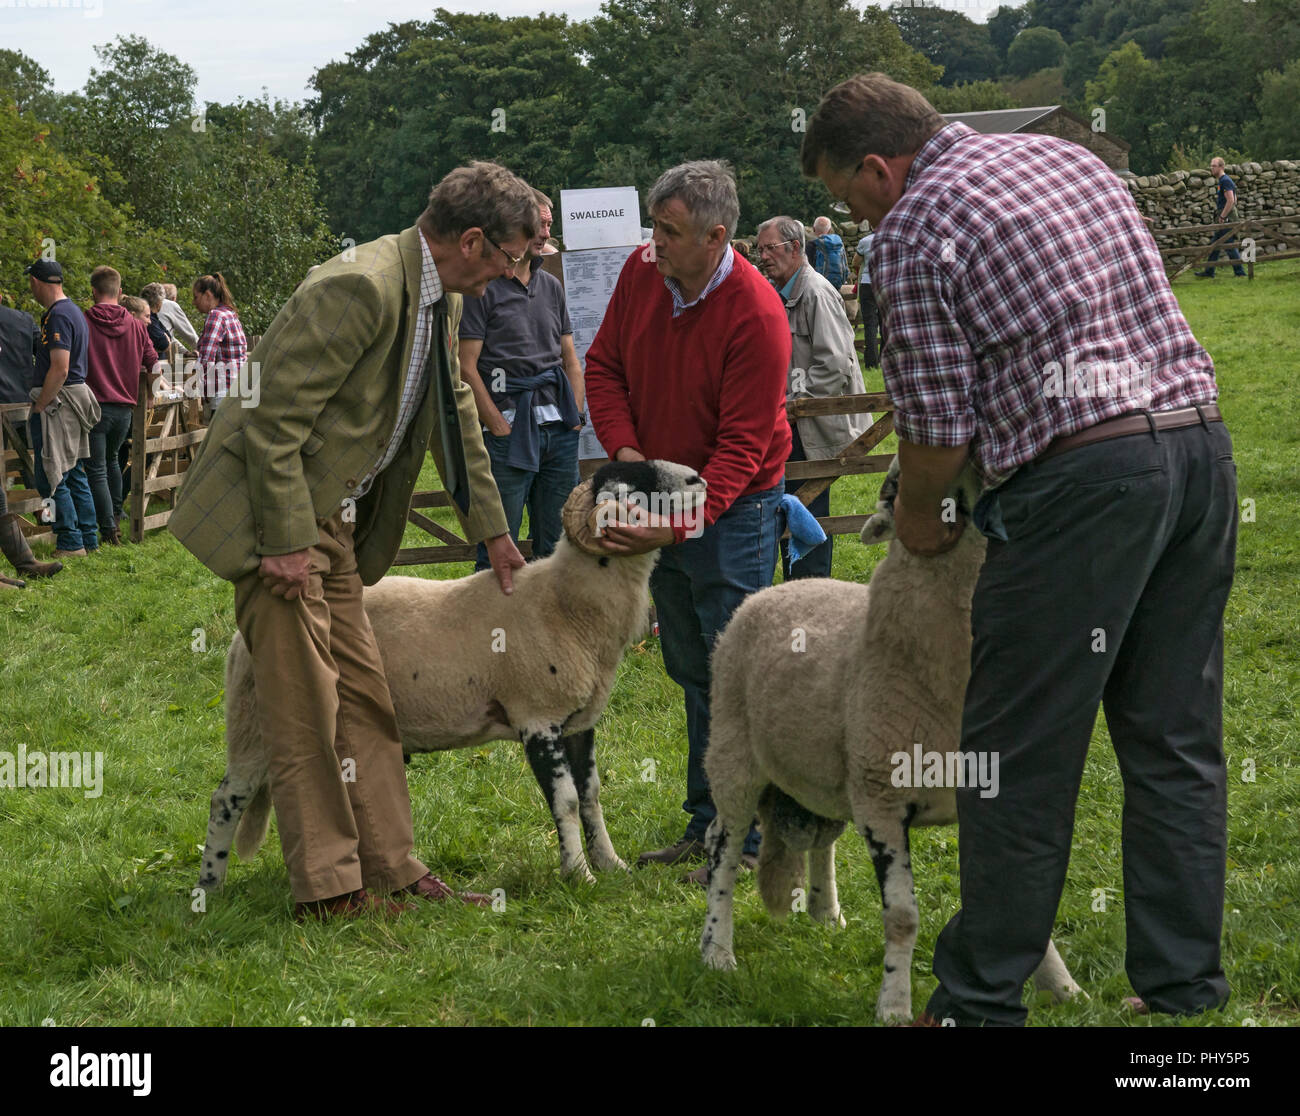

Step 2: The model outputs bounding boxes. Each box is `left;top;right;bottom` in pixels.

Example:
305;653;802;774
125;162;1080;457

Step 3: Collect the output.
169;225;508;585
784;265;870;459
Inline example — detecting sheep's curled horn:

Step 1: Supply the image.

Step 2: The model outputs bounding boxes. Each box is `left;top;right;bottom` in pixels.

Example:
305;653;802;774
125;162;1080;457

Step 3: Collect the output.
561;478;609;556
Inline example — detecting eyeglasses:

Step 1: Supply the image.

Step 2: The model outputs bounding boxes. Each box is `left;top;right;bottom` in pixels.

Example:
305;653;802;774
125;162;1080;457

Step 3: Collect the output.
755;239;799;255
484;232;524;268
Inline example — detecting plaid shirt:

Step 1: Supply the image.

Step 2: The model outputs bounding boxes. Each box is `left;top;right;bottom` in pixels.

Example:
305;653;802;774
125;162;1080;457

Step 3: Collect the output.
195;305;247;400
664;244;734;317
352;231;444;498
873;122;1217;488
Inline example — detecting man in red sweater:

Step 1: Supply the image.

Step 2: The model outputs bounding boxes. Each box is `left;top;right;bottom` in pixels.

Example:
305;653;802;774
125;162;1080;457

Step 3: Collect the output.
84;265;157;545
585;160;792;873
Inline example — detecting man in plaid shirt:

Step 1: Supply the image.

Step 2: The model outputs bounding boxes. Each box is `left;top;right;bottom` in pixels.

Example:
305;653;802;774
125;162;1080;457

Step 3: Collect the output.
802;73;1237;1025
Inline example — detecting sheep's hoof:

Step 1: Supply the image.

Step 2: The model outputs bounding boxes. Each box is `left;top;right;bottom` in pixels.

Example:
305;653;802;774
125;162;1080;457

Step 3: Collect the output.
1051;980;1087;1003
563;864;598;885
811;907;846;929
196;873;222;891
876;992;913;1025
701;944;737;971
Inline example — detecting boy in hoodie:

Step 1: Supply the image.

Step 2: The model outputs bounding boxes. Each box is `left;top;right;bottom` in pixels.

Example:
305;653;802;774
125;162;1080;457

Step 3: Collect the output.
85;266;156;545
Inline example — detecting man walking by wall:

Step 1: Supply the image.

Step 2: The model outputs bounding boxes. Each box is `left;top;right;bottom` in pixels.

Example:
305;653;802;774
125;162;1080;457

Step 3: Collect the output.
585;160;791;874
1195;157;1248;279
804;73;1236;1024
458;189;584;568
755;215;867;580
171;162;536;920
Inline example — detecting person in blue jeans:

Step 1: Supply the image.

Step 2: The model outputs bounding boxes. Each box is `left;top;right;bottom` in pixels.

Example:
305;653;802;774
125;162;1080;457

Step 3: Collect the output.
26;259;99;557
458;190;585;568
1195;157;1248;279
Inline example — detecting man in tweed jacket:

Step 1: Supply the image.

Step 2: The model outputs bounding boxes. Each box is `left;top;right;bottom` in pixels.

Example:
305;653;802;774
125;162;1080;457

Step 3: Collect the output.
171;162;536;919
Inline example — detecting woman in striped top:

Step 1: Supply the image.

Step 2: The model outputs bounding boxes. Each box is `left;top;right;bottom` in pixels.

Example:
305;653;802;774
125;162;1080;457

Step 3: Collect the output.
192;273;247;418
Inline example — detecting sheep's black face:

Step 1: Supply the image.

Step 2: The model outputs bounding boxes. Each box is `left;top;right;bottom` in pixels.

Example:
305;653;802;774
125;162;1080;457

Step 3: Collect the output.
591;460;707;513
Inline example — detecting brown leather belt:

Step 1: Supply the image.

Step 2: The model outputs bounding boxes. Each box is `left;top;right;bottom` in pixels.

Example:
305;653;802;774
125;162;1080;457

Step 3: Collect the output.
1038;403;1222;462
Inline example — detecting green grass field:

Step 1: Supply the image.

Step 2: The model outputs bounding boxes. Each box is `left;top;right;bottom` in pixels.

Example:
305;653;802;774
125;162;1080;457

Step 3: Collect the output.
1;263;1295;1027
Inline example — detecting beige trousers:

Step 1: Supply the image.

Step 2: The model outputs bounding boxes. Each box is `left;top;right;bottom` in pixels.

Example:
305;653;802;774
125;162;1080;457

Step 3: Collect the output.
233;510;427;902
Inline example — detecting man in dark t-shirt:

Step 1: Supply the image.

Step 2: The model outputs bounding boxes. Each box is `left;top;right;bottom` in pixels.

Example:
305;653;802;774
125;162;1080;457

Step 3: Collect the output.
0;304;38;406
1195;157;1247;279
27;259;99;555
457;191;585;569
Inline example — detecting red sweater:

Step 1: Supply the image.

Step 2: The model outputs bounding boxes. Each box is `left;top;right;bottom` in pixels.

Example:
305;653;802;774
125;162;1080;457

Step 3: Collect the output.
85;302;153;406
585;248;792;542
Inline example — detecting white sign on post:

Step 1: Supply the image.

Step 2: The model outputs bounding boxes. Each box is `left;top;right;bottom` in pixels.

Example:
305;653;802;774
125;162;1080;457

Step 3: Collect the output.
559;187;642;252
556;186;645;460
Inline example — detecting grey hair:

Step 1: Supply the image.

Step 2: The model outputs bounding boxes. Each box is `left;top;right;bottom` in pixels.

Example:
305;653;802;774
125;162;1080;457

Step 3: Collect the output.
648;160;740;240
140;282;166;311
757;216;806;258
812;216;832;235
162;283;177;300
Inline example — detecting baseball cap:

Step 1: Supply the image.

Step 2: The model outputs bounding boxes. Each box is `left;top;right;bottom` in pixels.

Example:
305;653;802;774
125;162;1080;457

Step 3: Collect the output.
25;259;63;283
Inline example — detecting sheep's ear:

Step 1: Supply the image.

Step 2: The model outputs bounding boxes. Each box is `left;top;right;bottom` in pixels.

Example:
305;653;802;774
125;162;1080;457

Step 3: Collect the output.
861;506;895;544
861;457;899;544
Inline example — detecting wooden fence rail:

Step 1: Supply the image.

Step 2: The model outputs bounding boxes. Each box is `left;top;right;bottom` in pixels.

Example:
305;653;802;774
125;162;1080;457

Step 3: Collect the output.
392;392;893;566
1156;214;1300;280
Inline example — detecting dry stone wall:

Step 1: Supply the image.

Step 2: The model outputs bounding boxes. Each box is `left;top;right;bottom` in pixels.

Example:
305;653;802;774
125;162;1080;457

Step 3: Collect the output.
1123;160;1300;260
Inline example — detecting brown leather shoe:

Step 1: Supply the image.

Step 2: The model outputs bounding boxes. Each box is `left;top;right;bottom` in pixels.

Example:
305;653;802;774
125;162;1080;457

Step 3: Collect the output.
294;887;415;922
1;574;24;589
635;836;707;868
51;548;87;559
101;523;122;546
404;872;492;908
15;559;61;579
683;852;757;887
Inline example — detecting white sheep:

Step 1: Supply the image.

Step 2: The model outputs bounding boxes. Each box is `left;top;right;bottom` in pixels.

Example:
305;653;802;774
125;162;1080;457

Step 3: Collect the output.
699;458;1083;1022
198;460;706;892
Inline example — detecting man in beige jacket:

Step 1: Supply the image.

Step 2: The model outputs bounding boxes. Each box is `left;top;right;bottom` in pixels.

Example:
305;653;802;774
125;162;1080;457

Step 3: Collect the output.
755;215;868;579
171;162;536;919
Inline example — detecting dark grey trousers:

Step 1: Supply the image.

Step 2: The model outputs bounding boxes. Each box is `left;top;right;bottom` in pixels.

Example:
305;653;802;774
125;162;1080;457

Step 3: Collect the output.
925;417;1238;1025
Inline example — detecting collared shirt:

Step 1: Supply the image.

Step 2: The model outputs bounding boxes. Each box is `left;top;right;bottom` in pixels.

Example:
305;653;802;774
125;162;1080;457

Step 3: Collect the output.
872;122;1217;488
195;305;247;400
352;231;444;499
459;261;572;427
664;244;734;318
779;266;802;301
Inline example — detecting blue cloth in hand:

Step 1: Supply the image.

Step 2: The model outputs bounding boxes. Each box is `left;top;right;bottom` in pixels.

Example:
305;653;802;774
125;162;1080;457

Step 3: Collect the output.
781;493;827;564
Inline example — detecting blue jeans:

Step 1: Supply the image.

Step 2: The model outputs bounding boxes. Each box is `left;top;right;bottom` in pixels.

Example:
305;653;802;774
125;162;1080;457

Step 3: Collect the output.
87;403;134;533
475;424;580;570
28;412;98;552
1204;232;1246;277
651;483;783;855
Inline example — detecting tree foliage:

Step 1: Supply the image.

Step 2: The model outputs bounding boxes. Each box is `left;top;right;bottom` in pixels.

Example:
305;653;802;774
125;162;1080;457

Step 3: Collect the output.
888;2;999;86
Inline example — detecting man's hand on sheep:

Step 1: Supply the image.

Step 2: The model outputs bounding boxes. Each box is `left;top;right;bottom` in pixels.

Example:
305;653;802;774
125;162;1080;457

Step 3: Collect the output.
259;551;313;600
484;532;526;594
894;490;964;556
895;439;970;557
598;519;677;556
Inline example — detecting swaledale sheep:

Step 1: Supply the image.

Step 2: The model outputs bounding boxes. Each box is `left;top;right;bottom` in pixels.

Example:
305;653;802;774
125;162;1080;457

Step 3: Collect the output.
198;460;706;892
699;459;1083;1023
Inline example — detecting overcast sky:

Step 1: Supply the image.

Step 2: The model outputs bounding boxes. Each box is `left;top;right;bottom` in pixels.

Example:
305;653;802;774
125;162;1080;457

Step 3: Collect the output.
4;0;1005;108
